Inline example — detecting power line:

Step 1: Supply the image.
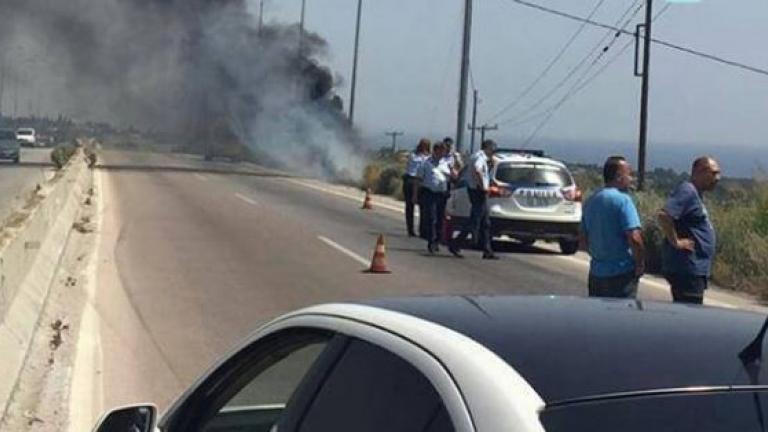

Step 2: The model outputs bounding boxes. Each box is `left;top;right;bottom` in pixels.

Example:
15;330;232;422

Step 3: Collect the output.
507;0;768;77
488;0;608;122
521;3;672;147
496;0;644;126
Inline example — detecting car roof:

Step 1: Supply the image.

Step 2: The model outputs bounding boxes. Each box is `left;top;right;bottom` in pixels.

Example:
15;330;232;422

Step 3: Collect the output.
359;295;767;404
494;153;567;168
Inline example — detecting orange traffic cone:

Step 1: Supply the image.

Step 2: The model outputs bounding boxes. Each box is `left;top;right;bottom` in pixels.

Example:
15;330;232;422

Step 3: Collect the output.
361;188;373;210
367;234;391;273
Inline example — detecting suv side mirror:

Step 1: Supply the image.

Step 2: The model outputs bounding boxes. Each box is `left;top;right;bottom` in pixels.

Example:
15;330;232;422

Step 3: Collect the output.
93;404;157;432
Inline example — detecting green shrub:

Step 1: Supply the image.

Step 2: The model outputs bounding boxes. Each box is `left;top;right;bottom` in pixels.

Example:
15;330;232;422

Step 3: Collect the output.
376;167;403;196
51;145;77;169
362;163;383;191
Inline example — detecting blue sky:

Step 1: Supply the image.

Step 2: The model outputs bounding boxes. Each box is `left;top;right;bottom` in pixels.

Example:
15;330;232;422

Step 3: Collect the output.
256;0;768;157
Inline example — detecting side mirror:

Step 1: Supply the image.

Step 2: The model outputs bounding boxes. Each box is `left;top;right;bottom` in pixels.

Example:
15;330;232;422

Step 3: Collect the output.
93;404;157;432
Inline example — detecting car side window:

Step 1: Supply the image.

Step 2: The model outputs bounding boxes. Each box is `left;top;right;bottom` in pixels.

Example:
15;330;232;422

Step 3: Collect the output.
297;338;455;432
163;330;334;432
200;335;330;432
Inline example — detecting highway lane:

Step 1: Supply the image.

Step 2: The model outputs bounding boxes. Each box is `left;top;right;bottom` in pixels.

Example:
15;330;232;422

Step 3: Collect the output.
91;150;670;413
0;148;54;224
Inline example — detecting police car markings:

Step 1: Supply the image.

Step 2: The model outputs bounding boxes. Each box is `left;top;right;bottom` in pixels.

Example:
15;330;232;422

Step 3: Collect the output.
317;236;370;267
235;193;259;206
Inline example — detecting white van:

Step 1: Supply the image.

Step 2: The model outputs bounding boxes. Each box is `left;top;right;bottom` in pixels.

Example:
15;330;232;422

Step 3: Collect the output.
16;128;37;147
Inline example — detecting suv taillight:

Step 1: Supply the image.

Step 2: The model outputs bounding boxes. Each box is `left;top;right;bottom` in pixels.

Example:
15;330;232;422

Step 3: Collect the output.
562;187;583;202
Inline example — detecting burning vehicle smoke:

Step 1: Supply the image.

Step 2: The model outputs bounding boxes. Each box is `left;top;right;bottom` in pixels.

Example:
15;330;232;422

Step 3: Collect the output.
0;0;365;180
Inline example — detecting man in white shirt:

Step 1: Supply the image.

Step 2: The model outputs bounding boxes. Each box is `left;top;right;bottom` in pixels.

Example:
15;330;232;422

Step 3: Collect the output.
402;139;431;237
414;142;457;254
449;139;498;260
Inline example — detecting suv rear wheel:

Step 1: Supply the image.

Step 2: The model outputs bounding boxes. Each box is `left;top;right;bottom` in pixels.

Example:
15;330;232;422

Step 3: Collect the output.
559;240;579;255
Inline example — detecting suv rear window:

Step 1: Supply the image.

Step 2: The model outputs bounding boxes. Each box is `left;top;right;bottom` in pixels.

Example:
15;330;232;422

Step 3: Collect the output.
0;130;16;140
494;163;573;187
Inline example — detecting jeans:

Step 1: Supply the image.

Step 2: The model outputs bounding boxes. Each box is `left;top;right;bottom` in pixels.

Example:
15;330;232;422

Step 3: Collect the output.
665;273;708;304
588;271;639;298
452;188;492;254
422;189;448;250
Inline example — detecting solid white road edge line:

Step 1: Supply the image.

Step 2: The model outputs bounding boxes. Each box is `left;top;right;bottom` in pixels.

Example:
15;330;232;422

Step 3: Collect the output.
235;193;258;206
317;236;370;268
287;178;407;214
194;173;208;181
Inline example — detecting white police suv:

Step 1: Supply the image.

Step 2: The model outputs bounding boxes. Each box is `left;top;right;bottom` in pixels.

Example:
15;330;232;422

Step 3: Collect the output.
447;149;582;255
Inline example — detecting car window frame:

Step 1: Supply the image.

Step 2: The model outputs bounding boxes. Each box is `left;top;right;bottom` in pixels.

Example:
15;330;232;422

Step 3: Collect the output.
160;327;342;432
160;313;475;432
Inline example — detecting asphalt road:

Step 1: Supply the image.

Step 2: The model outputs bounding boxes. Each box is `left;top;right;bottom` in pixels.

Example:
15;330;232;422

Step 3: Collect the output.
92;150;675;412
0;148;54;223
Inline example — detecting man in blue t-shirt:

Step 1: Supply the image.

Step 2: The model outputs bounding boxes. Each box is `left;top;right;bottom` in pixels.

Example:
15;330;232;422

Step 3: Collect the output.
581;156;645;298
657;156;721;304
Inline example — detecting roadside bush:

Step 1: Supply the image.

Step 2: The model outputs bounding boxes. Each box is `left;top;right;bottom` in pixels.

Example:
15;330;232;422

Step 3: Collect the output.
633;191;666;273
51;144;77;169
362;163;383;191
362;162;406;200
376;167;403;197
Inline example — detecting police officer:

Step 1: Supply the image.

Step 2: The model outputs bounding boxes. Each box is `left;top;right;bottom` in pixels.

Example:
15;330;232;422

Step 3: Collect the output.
402;139;431;237
449;139;498;260
414;142;457;254
442;137;463;172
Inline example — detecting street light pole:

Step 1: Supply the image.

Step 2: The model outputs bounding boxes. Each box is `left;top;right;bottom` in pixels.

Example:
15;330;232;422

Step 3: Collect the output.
298;0;307;57
637;0;653;191
454;0;473;153
349;0;363;125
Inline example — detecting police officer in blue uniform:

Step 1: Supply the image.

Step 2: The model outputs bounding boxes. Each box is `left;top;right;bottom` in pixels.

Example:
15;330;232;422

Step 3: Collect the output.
449;139;498;260
402;139;431;237
414;142;457;254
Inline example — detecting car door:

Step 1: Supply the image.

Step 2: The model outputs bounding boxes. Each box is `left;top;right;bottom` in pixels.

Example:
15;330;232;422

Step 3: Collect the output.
160;318;469;432
287;338;456;432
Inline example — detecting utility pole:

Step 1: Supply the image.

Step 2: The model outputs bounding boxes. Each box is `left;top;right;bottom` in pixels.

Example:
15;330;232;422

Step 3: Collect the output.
468;89;479;153
636;0;653;191
0;59;5;119
385;131;404;152
13;75;17;120
348;0;363;125
468;123;498;144
454;0;473;153
479;124;497;143
258;0;264;36
298;0;307;57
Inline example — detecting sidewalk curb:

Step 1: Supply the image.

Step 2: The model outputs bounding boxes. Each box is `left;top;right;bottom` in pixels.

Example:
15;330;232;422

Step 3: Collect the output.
0;151;91;422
